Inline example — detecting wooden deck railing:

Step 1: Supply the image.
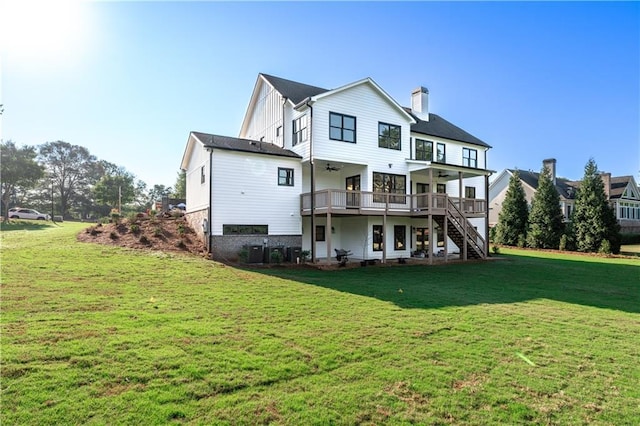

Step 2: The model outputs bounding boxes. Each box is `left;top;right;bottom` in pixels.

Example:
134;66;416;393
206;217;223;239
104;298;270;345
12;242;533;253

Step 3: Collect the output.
300;189;486;216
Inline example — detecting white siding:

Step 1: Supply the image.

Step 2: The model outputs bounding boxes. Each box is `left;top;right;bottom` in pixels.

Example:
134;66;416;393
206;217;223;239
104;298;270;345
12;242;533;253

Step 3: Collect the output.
184;141;210;213
240;80;284;146
210;150;302;236
409;133;488;169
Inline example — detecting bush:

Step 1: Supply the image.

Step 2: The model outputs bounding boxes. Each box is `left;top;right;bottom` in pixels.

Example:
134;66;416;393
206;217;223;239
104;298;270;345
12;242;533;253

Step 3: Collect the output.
517;234;527;248
139;235;150;245
491;245;500;254
109;231;118;240
99;217;111;225
559;234;575;251
110;210;121;224
153;227;163;238
270;250;283;264
300;250;310;262
598;239;612;255
130;224;141;235
177;222;186;235
238;249;249;263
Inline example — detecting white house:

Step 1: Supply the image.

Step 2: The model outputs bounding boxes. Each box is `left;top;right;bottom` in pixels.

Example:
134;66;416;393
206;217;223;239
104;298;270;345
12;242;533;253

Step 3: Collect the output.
181;73;494;263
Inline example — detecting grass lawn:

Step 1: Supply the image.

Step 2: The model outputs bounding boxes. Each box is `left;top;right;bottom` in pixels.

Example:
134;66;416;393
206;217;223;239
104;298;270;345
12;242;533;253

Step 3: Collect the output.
1;222;639;425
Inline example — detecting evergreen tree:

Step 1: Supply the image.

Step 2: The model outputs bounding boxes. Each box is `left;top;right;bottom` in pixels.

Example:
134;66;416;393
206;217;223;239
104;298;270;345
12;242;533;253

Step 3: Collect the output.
496;170;529;246
527;165;564;249
572;158;621;253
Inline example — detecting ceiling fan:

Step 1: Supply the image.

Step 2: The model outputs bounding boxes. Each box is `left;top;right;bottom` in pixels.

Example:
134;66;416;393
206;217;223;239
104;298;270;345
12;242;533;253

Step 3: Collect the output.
326;163;341;172
437;171;449;178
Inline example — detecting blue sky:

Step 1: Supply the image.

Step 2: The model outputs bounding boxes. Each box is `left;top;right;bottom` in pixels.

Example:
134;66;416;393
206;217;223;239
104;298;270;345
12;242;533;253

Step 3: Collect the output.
2;1;638;188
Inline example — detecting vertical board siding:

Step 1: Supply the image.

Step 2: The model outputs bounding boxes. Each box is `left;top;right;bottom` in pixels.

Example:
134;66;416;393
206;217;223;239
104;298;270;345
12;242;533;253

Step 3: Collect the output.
184;140;210;213
242;80;284;145
210;150;302;236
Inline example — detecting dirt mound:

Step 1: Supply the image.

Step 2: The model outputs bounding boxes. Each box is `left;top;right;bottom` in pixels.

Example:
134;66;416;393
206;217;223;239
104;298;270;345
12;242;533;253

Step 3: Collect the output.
77;215;207;256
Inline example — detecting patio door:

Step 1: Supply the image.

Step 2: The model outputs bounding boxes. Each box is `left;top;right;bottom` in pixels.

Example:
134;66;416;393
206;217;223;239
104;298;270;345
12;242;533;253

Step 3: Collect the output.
345;175;360;208
416;183;429;208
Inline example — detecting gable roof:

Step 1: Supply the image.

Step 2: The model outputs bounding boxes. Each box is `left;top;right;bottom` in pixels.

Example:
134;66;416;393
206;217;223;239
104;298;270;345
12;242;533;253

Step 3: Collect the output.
406;109;491;148
260;73;328;105
191;131;301;159
610;175;637;199
508;169;577;199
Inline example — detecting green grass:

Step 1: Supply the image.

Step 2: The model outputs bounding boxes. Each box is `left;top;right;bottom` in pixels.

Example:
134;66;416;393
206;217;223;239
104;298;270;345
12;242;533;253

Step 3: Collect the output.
2;223;639;425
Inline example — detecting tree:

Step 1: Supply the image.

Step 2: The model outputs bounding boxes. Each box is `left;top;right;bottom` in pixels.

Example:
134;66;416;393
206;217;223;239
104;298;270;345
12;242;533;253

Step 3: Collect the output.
527;165;565;249
172;170;186;199
92;167;135;210
495;170;529;246
39;141;97;219
1;141;44;221
572;158;621;253
148;184;172;205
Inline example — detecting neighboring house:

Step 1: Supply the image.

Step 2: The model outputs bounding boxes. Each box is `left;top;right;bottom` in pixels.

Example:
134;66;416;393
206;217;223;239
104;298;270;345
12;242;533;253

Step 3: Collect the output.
489;159;640;233
181;73;494;263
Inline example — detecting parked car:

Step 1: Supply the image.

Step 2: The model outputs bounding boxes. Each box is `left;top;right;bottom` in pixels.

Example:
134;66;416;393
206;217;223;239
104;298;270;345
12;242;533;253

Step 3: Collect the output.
9;208;51;220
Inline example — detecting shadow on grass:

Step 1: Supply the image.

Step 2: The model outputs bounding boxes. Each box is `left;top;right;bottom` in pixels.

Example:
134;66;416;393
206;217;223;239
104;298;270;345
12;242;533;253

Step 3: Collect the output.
0;220;60;232
260;254;640;314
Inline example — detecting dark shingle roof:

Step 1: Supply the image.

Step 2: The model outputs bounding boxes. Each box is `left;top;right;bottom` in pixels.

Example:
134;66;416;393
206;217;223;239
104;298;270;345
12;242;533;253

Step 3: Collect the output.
609;176;632;199
191;132;301;159
405;109;491;148
260;73;328;105
509;169;578;199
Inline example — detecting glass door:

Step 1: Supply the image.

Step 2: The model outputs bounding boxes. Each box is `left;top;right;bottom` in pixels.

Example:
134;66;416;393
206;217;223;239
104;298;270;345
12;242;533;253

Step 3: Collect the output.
416;183;429;208
345;175;360;208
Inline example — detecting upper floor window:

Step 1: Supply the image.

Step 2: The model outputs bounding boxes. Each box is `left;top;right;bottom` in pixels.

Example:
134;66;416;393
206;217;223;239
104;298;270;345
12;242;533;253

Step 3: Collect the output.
276;126;282;137
278;167;294;186
463;148;478;168
415;139;433;161
200;166;205;184
292;116;307;146
436;143;446;163
329;112;356;143
378;122;401;150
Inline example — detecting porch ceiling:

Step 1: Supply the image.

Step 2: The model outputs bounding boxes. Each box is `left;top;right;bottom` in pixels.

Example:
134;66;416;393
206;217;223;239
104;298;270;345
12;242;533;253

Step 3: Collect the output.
406;160;494;180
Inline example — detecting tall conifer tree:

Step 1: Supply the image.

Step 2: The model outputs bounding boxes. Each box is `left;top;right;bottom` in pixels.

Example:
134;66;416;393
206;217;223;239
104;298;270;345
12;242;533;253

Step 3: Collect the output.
496;170;529;246
527;166;564;248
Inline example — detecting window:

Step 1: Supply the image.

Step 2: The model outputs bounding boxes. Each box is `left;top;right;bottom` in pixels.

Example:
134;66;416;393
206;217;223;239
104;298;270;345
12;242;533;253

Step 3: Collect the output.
278;168;294;186
465;186;476;199
373;225;383;252
437;183;446;194
315;225;325;242
463;148;478;168
201;166;205;184
223;225;268;235
415;139;433;161
292;116;307;146
394;225;406;251
276;126;282;137
378;122;401;150
373;172;406;203
329;112;356;143
436;143;446;163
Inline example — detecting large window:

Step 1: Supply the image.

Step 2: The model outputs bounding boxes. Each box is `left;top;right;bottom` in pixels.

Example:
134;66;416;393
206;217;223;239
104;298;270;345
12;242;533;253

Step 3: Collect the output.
436;143;446;163
378;122;401;150
415;139;433;161
329;112;356;143
463;148;478;168
278;168;294;186
292;116;307;146
394;225;406;251
315;225;326;242
373;172;406;203
223;225;268;235
373;225;383;252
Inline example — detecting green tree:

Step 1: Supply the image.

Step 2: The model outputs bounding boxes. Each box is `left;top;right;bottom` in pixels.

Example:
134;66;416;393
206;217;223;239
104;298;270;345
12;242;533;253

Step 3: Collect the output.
495;170;529;246
172;170;186;199
1;141;45;221
92;168;135;210
527;165;565;249
39;141;96;219
572;158;621;253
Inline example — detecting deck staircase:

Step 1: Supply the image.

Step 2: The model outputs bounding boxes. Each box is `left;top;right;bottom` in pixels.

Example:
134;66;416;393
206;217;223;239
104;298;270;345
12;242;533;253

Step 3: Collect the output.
433;199;486;260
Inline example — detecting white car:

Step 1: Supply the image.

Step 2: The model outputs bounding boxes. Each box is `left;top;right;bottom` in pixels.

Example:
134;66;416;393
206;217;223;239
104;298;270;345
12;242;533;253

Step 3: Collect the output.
9;208;51;220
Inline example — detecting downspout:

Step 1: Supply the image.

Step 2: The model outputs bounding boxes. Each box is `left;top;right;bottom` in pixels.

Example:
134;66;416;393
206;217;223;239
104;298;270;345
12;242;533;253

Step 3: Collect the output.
281;97;287;148
208;148;213;255
306;100;316;263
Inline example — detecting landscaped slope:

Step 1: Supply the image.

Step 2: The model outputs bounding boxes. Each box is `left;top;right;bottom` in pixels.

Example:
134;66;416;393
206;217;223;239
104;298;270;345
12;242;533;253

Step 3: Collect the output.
1;222;639;424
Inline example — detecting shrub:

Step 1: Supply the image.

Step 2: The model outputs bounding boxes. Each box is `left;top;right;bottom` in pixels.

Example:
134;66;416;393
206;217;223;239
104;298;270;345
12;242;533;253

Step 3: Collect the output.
139;235;150;245
238;249;249;263
598;239;612;255
110;210;121;224
99;217;110;225
177;222;186;235
130;224;141;235
491;245;500;254
109;231;118;240
559;234;575;251
270;250;283;264
153;227;163;238
300;250;310;262
517;234;527;248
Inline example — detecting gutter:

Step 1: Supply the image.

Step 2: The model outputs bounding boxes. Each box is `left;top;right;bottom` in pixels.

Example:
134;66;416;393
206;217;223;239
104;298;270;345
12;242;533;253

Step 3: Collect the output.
208;148;213;255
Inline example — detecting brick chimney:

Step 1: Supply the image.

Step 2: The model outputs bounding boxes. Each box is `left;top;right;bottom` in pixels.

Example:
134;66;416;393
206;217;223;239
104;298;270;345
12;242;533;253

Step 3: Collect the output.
601;172;611;199
411;86;429;121
542;158;557;185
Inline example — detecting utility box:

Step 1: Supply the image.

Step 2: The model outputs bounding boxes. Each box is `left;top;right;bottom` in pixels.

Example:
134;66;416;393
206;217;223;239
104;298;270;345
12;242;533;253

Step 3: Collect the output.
243;245;263;263
287;246;302;263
